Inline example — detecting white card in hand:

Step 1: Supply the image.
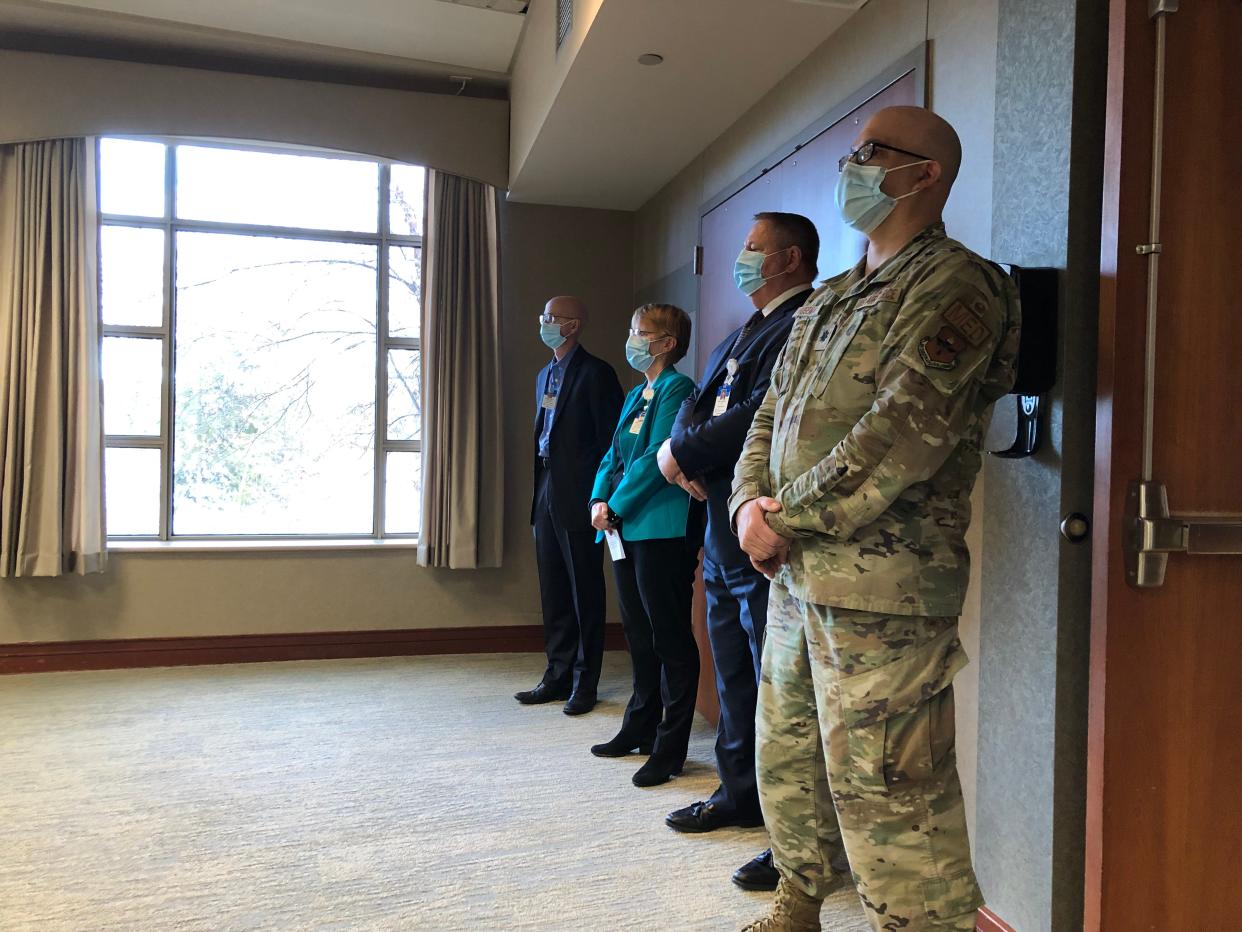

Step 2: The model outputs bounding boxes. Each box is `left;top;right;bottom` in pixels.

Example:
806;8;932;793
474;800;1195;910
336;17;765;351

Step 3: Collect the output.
604;528;626;561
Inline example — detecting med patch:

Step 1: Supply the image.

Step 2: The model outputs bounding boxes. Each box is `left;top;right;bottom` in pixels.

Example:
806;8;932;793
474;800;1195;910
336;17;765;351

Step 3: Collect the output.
942;300;993;347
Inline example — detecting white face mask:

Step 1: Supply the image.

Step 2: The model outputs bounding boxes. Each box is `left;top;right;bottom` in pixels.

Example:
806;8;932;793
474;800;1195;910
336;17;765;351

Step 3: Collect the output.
834;159;930;234
540;319;566;350
625;332;669;372
733;247;789;296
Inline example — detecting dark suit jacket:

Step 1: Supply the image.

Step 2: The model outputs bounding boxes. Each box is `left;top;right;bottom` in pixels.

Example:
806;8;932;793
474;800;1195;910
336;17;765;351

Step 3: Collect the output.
669;287;810;566
532;345;624;534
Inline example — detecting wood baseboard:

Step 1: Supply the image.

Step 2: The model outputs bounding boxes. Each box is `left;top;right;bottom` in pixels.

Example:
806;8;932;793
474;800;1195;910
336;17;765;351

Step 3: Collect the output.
977;907;1016;932
0;623;629;674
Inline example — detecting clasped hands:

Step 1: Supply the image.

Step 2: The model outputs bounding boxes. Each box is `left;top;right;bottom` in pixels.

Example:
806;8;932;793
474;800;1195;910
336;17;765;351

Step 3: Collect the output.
735;497;790;579
656;439;789;579
656;439;708;502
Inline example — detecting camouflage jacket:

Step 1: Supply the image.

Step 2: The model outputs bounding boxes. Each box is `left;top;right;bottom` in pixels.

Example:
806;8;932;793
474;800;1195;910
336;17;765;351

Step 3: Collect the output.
729;223;1021;616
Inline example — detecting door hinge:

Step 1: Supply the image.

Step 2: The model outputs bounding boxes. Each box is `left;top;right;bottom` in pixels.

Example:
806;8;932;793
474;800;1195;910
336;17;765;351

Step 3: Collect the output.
1125;480;1242;588
693;245;704;276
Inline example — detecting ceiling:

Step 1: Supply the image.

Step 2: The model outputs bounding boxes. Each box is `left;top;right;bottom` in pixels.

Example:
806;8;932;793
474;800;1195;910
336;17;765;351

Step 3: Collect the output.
506;0;860;210
0;0;524;92
0;0;865;207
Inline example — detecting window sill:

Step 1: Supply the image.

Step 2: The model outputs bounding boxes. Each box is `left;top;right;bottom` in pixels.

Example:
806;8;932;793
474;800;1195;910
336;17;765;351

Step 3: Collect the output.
108;538;420;554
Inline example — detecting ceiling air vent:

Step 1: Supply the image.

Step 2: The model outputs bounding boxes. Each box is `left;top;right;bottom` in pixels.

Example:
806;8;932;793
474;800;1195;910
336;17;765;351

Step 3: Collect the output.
556;0;572;51
434;0;529;13
787;0;869;8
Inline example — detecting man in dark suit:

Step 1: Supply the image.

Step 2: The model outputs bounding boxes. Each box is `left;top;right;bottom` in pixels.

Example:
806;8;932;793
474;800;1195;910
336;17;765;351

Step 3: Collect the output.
518;296;624;716
657;213;819;891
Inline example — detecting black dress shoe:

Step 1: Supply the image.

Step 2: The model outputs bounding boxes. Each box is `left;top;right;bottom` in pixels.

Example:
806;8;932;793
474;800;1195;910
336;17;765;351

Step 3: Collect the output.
514;682;571;705
732;848;780;892
632;755;684;787
590;734;654;757
562;692;597;716
665;800;764;833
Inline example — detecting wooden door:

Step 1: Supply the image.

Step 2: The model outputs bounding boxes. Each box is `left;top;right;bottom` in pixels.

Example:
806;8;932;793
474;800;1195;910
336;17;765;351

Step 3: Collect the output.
691;71;918;724
1088;2;1242;929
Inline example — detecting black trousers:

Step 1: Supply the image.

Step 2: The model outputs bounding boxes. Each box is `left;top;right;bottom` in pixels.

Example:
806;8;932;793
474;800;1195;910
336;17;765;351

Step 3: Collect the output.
533;469;607;695
611;536;701;765
703;556;770;819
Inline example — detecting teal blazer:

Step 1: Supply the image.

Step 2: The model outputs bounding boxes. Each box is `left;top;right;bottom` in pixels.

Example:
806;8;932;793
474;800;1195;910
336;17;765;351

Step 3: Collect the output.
591;367;696;542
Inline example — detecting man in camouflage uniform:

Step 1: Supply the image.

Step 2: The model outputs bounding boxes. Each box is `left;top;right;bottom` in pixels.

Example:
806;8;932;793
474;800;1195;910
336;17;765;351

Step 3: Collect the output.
731;107;1021;932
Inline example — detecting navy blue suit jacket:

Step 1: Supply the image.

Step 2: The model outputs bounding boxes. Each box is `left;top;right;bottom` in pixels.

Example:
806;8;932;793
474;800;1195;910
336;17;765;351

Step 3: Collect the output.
532;346;624;534
669;287;810;565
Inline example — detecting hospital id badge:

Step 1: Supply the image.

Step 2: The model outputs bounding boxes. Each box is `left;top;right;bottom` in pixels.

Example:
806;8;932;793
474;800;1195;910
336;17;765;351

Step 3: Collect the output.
604;528;626;561
541;393;557;411
629;412;645;434
712;383;732;417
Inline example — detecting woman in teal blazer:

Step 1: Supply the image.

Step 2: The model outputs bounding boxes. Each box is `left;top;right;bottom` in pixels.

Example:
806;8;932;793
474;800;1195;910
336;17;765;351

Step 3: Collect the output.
588;303;701;788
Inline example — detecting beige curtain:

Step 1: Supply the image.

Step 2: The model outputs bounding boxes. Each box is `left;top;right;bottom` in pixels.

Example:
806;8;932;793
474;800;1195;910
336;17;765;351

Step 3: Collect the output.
0;138;106;578
417;170;503;569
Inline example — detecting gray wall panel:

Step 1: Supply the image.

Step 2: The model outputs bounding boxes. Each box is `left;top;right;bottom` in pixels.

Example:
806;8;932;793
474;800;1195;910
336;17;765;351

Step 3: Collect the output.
977;0;1104;928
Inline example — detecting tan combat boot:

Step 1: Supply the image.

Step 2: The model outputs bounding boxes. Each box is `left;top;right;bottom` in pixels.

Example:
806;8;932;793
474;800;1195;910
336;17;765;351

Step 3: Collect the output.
740;877;822;932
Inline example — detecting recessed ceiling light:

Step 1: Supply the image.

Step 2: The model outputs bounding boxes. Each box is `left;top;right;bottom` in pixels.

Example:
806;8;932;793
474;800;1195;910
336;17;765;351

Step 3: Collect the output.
637;53;664;66
434;0;529;12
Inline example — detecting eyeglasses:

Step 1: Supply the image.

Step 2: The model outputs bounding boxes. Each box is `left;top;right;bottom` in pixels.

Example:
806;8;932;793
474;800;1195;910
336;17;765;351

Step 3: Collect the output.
629;328;669;339
838;140;934;173
539;313;579;324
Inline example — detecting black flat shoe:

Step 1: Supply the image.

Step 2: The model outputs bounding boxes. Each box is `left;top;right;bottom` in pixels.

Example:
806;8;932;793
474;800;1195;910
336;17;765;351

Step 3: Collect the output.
732;848;780;891
514;682;572;705
563;692;597;716
632;755;683;787
590;734;654;758
665;800;764;833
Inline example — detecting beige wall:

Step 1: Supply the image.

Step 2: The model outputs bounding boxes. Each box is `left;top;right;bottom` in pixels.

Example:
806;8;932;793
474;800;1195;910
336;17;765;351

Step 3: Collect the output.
0;48;637;643
0;50;508;187
508;0;606;184
0;200;634;643
631;0;1000;835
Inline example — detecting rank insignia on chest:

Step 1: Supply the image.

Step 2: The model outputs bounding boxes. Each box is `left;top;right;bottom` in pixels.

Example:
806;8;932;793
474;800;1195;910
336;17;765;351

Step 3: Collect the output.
918;325;968;370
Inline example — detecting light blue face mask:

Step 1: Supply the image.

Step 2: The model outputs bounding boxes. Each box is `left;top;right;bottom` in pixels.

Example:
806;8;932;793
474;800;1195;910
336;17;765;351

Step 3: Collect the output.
625;332;667;373
540;319;566;350
834;159;929;234
733;248;788;296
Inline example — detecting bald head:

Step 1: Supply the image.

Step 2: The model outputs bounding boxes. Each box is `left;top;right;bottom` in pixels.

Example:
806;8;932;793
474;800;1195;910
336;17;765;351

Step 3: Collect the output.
545;295;588;323
856;106;962;191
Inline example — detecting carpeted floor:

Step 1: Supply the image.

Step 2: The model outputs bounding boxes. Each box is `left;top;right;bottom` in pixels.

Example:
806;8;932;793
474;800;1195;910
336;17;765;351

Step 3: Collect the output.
0;652;870;931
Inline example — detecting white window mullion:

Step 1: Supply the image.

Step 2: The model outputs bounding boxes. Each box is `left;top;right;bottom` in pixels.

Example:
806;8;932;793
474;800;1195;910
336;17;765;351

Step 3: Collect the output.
160;143;176;541
374;163;391;539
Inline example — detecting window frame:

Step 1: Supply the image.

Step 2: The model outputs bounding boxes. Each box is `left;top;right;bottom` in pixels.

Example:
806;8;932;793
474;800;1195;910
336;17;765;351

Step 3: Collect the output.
100;136;424;543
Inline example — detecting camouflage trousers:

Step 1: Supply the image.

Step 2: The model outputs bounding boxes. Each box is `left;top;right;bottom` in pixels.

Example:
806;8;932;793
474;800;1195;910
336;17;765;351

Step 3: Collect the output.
757;582;983;931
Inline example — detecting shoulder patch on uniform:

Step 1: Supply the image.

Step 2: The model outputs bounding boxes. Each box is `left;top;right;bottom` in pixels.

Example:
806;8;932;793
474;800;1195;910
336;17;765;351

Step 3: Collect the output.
918;325;969;371
942;300;993;348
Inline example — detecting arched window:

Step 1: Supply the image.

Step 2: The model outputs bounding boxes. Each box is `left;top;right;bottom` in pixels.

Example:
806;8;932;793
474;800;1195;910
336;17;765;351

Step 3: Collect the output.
99;137;425;541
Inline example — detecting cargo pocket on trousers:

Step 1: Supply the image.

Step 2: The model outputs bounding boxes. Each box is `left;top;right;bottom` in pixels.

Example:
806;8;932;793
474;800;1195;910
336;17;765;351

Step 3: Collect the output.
923;868;984;923
839;626;967;794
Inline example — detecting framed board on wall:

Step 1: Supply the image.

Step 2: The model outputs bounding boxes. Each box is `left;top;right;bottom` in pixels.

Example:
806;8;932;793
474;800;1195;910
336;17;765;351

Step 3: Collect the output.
688;47;926;724
694;46;927;377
